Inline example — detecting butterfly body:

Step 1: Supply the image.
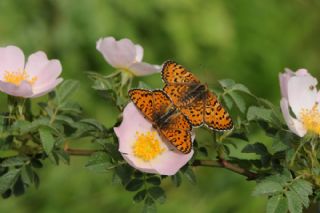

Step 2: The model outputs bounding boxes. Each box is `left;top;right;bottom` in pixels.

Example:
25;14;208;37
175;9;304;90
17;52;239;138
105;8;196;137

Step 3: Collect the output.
128;89;192;154
162;60;233;131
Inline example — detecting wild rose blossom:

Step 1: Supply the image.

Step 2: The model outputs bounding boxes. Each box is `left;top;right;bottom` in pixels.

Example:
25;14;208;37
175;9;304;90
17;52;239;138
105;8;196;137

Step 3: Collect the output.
114;103;194;175
279;68;320;137
0;45;63;98
96;37;160;76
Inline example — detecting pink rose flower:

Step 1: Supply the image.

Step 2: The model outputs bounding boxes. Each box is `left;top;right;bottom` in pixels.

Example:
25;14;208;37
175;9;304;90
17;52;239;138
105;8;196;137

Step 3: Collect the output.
279;68;320;137
0;45;63;98
114;103;194;175
96;37;160;76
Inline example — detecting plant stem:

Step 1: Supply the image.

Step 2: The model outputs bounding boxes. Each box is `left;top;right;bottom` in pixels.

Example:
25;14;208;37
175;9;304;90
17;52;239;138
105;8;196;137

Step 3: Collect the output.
192;158;258;180
64;147;99;156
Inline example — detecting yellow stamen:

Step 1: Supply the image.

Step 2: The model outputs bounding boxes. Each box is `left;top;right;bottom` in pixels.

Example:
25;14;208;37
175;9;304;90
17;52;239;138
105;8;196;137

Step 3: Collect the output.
133;131;165;161
4;69;37;85
300;104;320;135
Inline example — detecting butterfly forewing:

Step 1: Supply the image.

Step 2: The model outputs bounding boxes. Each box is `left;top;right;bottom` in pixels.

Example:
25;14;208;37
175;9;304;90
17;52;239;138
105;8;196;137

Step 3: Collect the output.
128;89;154;122
162;60;200;84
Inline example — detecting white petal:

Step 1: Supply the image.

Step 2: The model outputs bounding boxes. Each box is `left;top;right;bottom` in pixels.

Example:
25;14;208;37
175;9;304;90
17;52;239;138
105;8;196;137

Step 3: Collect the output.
135;44;144;62
0;46;25;80
128;62;161;76
0;80;33;97
280;98;307;137
288;75;318;119
96;37;136;68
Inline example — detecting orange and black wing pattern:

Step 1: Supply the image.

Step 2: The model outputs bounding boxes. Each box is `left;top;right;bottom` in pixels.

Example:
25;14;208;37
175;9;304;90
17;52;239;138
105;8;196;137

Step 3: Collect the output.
128;89;193;153
161;60;233;131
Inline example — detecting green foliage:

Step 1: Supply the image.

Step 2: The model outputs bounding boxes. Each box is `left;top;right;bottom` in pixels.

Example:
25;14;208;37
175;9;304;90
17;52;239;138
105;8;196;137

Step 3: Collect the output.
253;171;314;213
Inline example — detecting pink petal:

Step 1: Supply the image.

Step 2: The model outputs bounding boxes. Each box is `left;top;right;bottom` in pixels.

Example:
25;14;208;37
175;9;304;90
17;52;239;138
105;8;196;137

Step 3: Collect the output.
96;37;136;68
25;51;50;76
280;98;306;137
135;45;144;62
287;75;318;119
0;80;33;97
279;69;294;99
31;78;63;98
151;146;194;175
0;46;25;79
295;68;310;76
32;59;62;86
121;154;157;174
128;62;161;76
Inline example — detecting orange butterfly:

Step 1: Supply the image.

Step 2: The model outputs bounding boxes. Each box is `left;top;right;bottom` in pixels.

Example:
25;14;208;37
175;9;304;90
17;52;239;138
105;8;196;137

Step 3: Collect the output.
128;89;193;154
162;60;233;131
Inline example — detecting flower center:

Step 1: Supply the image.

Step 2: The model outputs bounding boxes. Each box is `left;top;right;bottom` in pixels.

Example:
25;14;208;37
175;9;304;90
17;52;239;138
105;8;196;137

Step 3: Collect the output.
133;131;165;161
4;69;37;86
300;104;320;135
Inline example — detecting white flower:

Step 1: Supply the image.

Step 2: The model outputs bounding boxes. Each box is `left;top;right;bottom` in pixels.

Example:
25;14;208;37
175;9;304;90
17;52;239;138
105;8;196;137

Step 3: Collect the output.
96;37;160;76
114;103;194;175
279;68;320;137
0;45;63;98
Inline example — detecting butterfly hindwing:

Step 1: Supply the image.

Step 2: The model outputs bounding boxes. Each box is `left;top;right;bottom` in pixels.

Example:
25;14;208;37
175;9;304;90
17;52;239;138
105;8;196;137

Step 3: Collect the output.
204;93;233;130
160;129;192;154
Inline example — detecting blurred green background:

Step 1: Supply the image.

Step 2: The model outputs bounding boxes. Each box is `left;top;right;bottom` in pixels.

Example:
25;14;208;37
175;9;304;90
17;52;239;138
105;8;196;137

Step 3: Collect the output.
1;0;320;212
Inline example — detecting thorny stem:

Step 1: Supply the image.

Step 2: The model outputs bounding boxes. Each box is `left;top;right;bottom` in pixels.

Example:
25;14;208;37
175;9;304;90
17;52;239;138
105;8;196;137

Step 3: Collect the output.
192;159;258;180
64;147;99;156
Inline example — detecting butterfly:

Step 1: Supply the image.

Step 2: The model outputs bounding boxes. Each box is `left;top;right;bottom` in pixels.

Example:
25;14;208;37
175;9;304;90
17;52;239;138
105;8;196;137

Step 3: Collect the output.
161;60;233;131
128;89;193;154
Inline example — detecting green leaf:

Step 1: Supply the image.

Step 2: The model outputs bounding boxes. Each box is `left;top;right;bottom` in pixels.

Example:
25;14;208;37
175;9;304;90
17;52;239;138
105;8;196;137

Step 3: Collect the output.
232;83;252;95
133;189;147;203
219;79;236;89
242;142;269;156
222;94;233;109
39;127;55;154
289;179;313;208
266;194;288;213
252;181;283;196
181;167;196;184
56;80;80;104
171;172;182;187
229;91;246;113
0;169;20;194
1;156;29;167
142;197;156;213
85;152;112;173
125;179;144;191
80;119;104;131
148;187;166;204
115;165;133;186
146;177;161;186
12;175;24;196
286;190;303;213
247;106;273;123
0;150;19;158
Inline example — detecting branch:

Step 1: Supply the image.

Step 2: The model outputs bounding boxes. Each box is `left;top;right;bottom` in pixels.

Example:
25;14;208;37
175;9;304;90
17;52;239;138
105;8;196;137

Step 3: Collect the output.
192;158;258;180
